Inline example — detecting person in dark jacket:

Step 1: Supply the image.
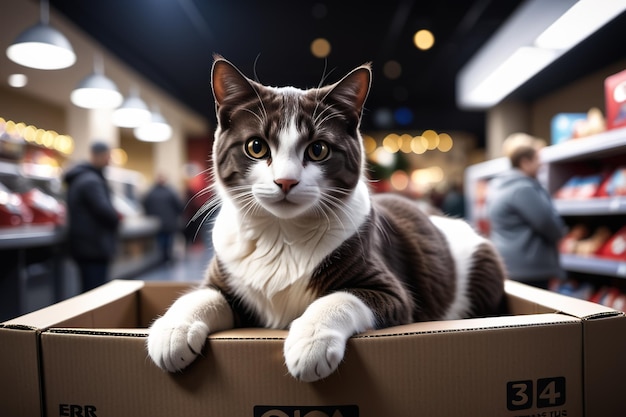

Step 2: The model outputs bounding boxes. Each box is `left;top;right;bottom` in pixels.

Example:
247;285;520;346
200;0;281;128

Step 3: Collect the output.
64;141;120;292
487;134;567;289
142;173;185;264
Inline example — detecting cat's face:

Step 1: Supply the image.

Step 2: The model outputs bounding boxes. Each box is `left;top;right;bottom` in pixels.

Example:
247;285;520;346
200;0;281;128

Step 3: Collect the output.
211;57;371;220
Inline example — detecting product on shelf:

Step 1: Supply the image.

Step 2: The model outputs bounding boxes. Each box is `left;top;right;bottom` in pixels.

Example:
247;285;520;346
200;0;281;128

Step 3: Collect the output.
20;187;66;225
576;226;612;256
550;108;606;144
602;166;626;196
596;226;626;260
551;113;587;144
554;174;604;199
0;182;32;227
604;68;626;130
559;224;589;254
549;279;595;300
559;224;612;256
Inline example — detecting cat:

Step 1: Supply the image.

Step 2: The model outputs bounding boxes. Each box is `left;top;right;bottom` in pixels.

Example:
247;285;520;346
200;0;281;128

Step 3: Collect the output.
147;56;507;382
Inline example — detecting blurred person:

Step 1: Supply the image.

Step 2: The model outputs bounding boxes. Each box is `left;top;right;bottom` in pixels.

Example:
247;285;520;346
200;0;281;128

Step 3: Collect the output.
486;133;567;289
441;181;466;219
143;173;185;264
64;141;120;292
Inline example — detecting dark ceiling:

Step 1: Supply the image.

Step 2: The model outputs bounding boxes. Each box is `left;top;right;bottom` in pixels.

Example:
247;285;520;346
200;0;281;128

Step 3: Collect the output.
48;0;626;142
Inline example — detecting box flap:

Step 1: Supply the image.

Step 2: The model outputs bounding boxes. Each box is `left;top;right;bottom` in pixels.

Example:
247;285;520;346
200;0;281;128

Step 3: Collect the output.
505;280;622;320
2;280;144;330
0;328;42;416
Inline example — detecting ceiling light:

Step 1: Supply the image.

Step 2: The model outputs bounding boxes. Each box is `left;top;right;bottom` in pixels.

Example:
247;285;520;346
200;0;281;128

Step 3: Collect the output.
134;108;172;142
464;47;557;108
8;74;28;88
535;0;626;50
6;0;76;70
71;55;123;109
457;0;626;109
112;87;151;128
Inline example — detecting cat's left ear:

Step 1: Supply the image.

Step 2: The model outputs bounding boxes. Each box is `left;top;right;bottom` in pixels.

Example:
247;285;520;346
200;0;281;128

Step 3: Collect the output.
325;64;372;118
211;55;258;108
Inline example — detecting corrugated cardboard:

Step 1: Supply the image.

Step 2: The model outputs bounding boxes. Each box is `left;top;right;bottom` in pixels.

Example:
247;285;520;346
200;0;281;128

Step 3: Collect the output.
1;280;625;417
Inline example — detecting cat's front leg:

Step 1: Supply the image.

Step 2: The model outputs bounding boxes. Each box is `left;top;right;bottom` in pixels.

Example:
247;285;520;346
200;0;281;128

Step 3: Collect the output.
147;287;234;372
284;291;375;382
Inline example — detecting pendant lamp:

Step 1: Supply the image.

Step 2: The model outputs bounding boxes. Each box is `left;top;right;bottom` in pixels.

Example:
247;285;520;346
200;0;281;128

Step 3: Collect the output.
134;107;172;142
6;0;76;70
71;55;123;109
112;86;151;128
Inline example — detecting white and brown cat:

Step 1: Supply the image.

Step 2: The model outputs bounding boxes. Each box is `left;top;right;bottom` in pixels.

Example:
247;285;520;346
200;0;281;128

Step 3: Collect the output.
147;56;506;382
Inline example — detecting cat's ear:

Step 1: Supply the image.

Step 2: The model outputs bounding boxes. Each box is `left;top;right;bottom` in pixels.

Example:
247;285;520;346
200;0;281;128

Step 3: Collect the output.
211;55;257;108
324;64;372;118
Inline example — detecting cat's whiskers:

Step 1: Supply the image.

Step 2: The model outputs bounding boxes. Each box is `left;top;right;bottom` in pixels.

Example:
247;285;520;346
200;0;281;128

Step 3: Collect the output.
312;104;341;130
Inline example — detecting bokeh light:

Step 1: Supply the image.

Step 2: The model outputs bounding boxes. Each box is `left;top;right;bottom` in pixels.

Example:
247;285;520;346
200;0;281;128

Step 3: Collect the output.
414;29;435;50
311;38;331;58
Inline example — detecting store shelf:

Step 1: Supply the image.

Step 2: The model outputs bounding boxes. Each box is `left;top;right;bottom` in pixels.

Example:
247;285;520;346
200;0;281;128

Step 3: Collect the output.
554;197;626;216
0;224;64;249
540;127;626;163
560;254;626;278
119;216;160;238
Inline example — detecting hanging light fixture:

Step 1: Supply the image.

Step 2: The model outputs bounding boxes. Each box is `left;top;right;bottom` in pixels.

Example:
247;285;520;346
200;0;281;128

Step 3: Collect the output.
112;86;151;128
71;54;123;109
134;107;172;142
6;0;76;70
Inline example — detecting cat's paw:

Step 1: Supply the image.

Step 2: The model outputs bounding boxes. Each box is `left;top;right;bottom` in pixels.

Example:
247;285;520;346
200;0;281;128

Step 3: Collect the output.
147;317;209;372
284;319;347;382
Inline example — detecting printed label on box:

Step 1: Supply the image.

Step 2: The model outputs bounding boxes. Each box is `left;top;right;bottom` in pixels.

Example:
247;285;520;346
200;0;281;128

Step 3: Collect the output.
254;405;359;417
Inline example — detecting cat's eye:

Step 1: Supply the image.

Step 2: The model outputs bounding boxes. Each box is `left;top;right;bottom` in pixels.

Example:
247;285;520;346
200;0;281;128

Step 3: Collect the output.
306;141;330;162
245;137;270;159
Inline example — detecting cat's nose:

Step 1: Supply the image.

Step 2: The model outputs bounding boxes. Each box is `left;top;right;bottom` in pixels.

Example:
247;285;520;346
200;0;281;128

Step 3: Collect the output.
274;178;299;194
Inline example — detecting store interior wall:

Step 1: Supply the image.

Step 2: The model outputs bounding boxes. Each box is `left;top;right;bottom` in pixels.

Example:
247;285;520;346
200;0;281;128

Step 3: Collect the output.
0;86;65;134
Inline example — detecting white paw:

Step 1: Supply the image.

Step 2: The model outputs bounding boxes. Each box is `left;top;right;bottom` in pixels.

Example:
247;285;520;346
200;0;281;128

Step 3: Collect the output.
284;318;347;382
147;317;209;372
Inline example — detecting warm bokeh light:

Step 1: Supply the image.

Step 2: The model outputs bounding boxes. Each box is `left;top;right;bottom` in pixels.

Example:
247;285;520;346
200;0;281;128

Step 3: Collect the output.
110;148;128;166
390;170;409;191
411;136;427;154
371;147;395;167
1;118;74;155
382;133;400;153
422;129;439;150
311;38;331;58
437;132;453;152
413;29;435;50
411;166;444;186
399;134;413;153
362;134;377;154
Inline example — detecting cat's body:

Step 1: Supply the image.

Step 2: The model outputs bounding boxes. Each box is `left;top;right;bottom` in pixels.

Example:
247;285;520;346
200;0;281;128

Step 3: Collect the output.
147;56;506;382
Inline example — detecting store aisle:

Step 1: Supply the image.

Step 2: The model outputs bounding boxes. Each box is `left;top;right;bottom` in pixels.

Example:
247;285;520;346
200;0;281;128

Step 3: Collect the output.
134;242;213;283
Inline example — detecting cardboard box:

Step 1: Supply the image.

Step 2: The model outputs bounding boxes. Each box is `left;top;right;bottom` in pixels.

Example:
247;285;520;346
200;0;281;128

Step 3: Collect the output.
1;280;625;417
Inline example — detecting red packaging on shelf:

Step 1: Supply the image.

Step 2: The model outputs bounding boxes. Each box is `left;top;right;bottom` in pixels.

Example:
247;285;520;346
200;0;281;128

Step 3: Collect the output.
596;226;626;260
605;68;626;130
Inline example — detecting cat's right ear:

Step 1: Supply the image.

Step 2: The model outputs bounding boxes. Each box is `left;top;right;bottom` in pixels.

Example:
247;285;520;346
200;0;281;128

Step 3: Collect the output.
211;56;258;109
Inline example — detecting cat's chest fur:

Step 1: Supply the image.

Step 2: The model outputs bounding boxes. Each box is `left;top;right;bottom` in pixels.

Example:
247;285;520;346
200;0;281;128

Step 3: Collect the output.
212;182;371;328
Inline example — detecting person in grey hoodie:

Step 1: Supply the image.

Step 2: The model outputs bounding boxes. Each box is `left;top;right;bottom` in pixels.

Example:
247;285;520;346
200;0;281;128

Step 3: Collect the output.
487;134;566;289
